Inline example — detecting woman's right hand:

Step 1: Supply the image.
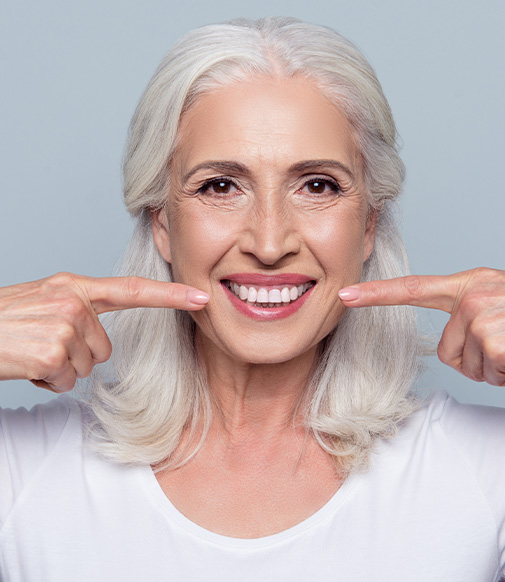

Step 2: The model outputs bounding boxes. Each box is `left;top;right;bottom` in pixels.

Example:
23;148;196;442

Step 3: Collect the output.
0;272;209;393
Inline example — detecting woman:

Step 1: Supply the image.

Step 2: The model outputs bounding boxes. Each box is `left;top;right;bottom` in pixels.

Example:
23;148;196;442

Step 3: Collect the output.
1;17;505;581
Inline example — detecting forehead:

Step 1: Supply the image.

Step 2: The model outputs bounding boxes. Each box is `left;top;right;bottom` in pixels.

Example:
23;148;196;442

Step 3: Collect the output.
174;76;360;173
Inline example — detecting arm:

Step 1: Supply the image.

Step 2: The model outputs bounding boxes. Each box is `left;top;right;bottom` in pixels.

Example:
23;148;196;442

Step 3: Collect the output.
339;267;505;386
0;272;209;392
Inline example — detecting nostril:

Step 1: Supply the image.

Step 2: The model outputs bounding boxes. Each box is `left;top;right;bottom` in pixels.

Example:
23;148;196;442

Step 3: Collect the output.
238;217;301;266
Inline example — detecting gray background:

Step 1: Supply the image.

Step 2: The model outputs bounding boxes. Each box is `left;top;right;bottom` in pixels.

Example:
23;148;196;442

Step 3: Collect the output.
1;0;504;410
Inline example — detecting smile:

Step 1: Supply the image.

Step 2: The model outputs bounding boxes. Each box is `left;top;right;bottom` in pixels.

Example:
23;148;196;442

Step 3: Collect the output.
220;274;316;321
223;280;314;307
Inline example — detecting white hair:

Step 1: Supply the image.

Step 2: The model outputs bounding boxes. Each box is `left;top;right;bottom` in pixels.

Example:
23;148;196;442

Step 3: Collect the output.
84;17;422;474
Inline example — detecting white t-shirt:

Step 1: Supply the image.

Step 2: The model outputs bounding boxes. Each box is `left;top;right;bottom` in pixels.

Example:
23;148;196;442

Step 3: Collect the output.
1;391;505;582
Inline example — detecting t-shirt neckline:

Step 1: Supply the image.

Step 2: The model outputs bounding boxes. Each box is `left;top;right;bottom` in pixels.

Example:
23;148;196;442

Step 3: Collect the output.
139;463;361;549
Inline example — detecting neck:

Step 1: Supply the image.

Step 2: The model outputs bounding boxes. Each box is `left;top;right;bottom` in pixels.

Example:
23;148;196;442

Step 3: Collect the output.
195;331;320;442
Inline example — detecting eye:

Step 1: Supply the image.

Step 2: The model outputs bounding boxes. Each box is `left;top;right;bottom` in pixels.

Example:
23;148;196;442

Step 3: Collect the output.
301;178;342;196
198;178;239;196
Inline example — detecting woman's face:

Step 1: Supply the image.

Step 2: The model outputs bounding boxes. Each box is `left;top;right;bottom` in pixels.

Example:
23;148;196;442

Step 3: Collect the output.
152;76;376;365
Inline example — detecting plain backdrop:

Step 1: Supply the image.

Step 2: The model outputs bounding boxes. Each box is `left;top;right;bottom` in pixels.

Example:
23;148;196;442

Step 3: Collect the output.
1;0;504;410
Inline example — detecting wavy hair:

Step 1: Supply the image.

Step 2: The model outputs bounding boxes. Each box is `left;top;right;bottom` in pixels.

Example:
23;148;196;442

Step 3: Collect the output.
85;17;422;474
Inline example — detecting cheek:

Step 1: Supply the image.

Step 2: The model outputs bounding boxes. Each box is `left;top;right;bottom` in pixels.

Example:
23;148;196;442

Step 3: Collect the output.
168;207;239;284
311;214;366;275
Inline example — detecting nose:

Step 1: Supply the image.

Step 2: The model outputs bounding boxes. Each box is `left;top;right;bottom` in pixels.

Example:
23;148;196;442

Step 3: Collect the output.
239;190;301;266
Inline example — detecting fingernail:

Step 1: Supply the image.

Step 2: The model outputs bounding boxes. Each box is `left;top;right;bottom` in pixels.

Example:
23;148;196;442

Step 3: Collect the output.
187;290;210;305
338;287;361;301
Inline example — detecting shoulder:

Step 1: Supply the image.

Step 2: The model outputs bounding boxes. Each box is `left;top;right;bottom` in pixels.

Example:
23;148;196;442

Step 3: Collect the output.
415;389;505;453
401;390;505;461
0;395;84;455
379;390;505;501
401;390;505;518
0;395;86;526
429;390;505;480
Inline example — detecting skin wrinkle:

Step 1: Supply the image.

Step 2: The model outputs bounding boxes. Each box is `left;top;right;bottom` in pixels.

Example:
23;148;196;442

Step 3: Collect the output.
149;76;379;537
152;81;372;434
196;332;316;435
152;76;376;438
182;159;356;188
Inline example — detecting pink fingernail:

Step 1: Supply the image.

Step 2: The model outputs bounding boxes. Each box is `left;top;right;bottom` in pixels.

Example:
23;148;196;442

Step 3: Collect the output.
338;287;360;301
187;290;210;305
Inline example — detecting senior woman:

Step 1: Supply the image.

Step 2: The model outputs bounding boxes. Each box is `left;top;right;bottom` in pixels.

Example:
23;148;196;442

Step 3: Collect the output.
1;17;505;581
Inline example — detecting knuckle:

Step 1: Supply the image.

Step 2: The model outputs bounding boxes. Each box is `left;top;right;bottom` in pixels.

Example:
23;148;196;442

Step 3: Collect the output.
44;272;74;289
471;266;489;278
44;344;69;371
59;373;77;391
53;322;77;344
59;295;86;319
94;338;112;364
484;377;498;387
403;276;423;299
466;267;505;292
460;293;484;314
77;363;94;379
102;338;113;361
461;362;483;382
483;370;504;387
483;338;505;365
39;273;89;321
436;342;450;365
126;276;144;299
467;318;488;341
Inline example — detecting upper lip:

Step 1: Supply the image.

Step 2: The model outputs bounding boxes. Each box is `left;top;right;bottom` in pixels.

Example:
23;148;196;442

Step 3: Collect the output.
221;273;315;286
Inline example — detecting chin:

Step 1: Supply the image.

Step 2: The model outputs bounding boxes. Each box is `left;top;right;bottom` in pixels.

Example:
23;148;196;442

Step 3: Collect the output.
221;337;319;366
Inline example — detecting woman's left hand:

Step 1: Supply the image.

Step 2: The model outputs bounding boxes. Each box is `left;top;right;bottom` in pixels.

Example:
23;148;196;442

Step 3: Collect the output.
338;267;505;386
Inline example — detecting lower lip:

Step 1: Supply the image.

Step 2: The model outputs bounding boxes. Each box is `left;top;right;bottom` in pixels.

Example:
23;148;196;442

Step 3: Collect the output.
221;283;315;321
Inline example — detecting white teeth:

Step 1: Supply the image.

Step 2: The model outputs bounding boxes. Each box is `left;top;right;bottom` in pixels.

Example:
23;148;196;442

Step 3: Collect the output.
247;287;257;302
256;288;269;303
268;289;282;303
227;280;313;306
239;285;249;300
281;287;291;303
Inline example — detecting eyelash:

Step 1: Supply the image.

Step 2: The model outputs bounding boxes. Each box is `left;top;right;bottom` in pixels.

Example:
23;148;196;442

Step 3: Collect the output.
302;177;342;195
196;176;342;196
196;177;238;196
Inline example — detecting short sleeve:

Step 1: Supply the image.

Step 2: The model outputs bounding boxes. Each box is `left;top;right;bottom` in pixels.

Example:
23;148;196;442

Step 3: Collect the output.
0;395;79;528
439;395;505;573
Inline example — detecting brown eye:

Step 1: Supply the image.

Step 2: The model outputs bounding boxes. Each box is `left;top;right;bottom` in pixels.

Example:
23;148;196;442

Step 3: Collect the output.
307;180;326;194
198;178;238;196
303;179;341;195
212;180;232;194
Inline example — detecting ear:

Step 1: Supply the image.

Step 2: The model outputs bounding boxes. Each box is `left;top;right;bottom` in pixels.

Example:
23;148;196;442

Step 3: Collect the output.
363;211;378;262
151;208;172;263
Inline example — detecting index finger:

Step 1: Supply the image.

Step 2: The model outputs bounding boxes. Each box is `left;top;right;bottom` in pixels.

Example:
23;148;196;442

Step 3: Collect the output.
338;274;462;313
76;276;210;314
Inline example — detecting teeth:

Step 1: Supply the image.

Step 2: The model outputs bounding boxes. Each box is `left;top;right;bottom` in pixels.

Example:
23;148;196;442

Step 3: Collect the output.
257;288;268;303
268;289;282;303
247;287;257;302
239;285;248;300
226;280;313;307
281;287;290;303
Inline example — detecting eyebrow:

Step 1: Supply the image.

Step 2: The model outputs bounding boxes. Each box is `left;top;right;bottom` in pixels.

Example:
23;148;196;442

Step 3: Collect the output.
288;160;355;181
182;159;355;184
182;161;251;184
